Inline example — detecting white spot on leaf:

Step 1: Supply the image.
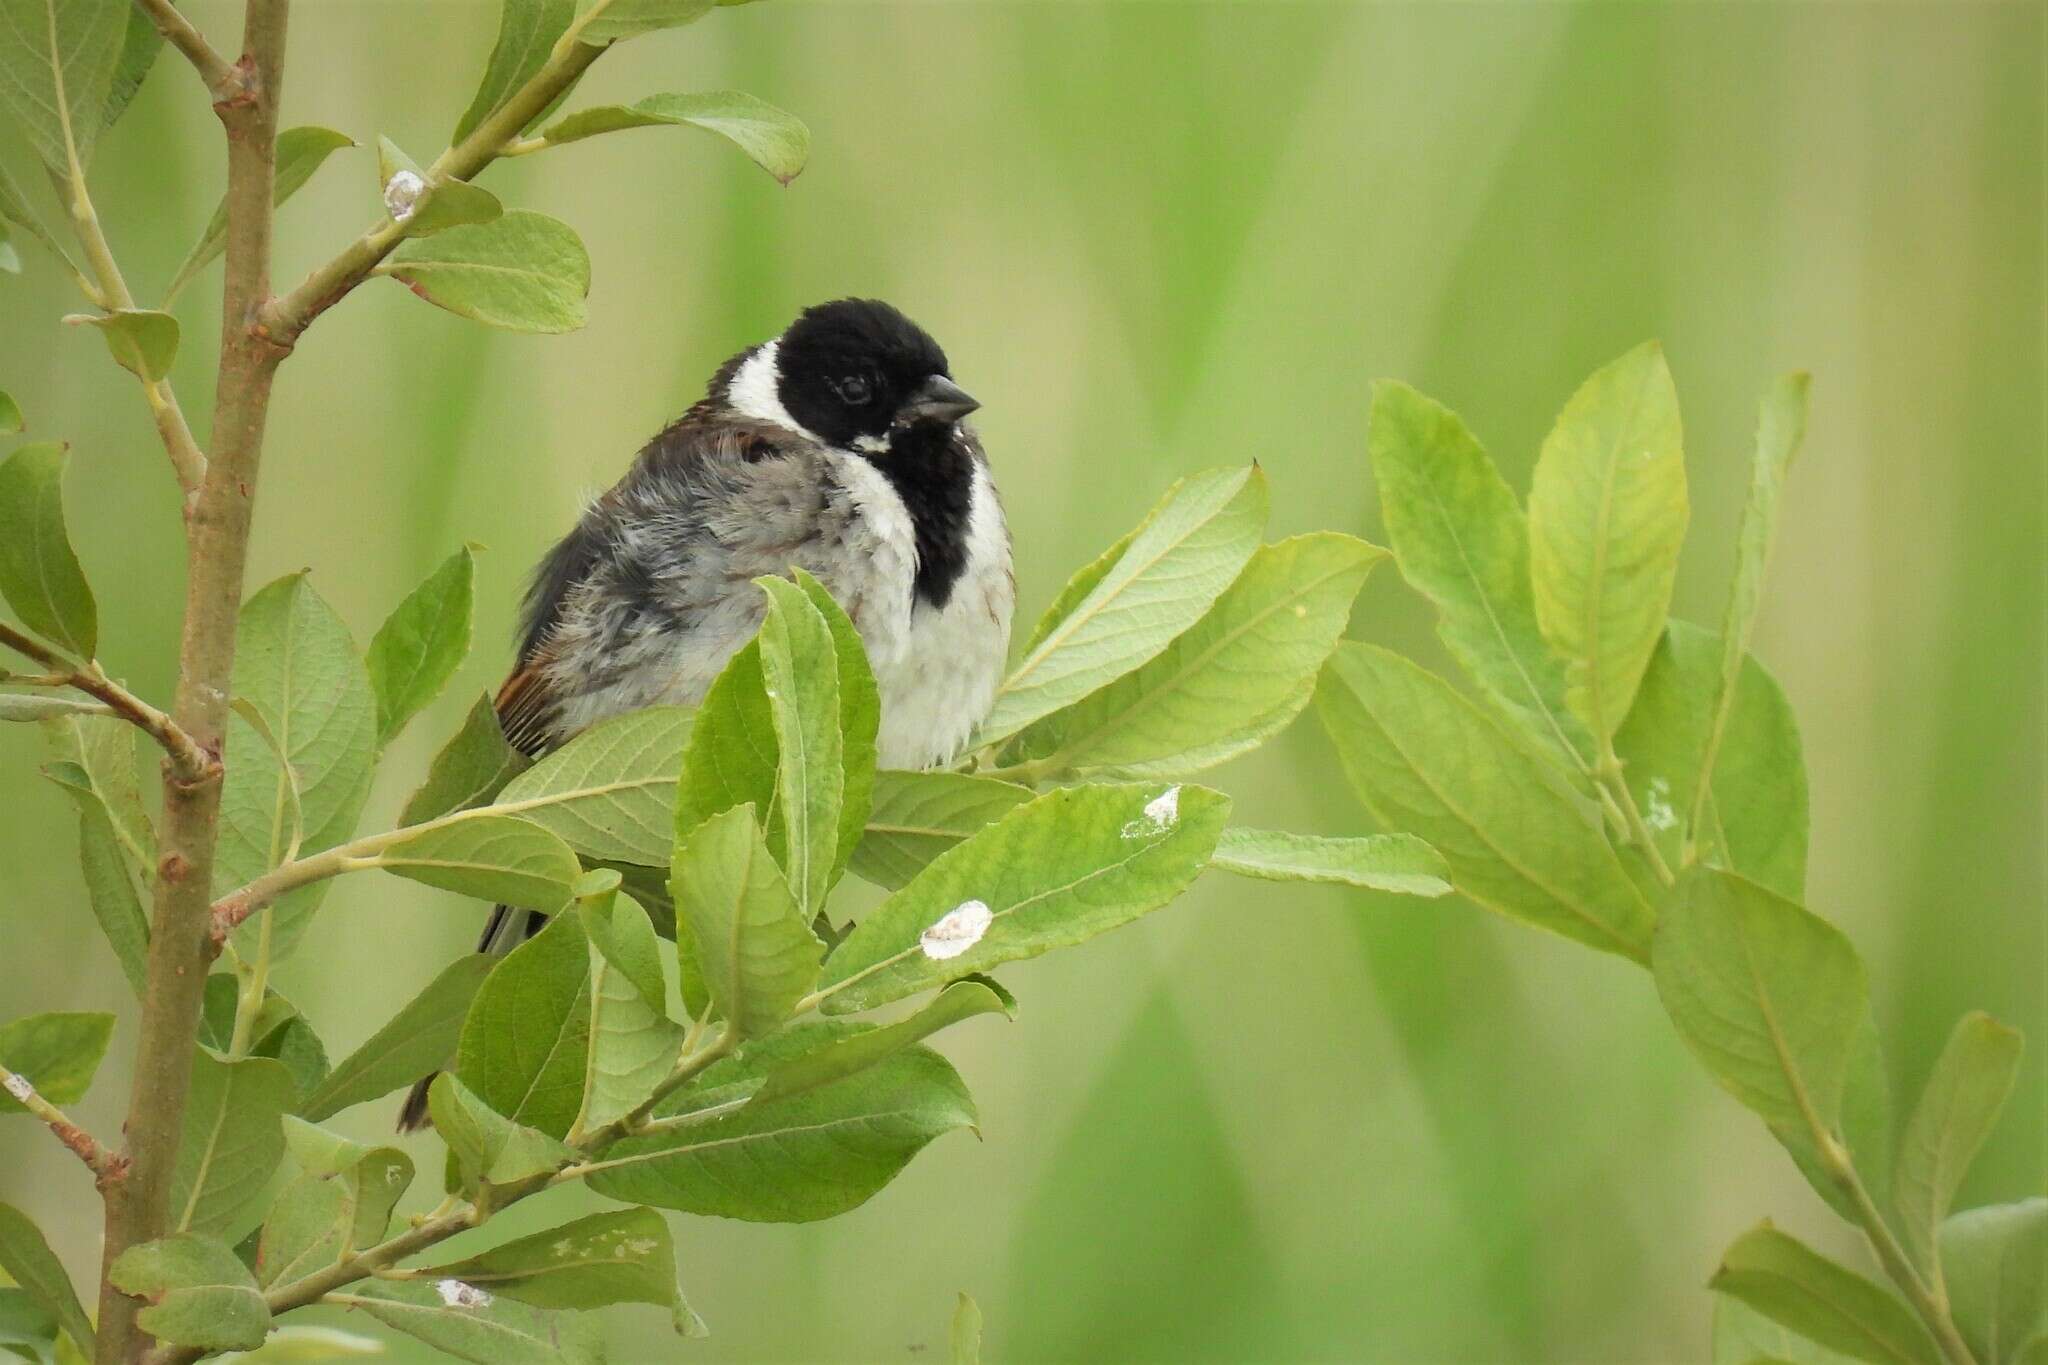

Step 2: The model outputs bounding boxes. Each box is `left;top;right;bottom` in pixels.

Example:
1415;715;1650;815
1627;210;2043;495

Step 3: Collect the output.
383;170;425;223
1645;776;1678;832
436;1279;492;1309
1121;785;1181;839
920;899;992;960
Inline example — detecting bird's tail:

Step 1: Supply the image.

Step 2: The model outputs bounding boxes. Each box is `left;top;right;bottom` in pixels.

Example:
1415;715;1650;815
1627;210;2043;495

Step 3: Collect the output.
395;903;547;1133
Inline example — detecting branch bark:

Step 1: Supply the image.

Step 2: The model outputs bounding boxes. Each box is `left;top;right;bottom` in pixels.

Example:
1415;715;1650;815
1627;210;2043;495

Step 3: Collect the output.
94;4;293;1361
0;1063;127;1187
0;624;213;782
128;0;237;95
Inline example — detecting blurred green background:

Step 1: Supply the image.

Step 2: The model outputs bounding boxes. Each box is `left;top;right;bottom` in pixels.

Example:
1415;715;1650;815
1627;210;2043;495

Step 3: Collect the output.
2;2;2042;1361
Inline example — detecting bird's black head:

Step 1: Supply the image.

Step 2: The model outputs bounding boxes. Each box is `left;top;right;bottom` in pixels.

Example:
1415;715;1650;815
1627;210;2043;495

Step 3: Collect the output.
751;299;978;451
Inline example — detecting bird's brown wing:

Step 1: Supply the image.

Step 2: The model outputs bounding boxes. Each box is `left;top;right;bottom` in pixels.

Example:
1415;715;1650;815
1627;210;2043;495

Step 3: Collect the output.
493;657;561;759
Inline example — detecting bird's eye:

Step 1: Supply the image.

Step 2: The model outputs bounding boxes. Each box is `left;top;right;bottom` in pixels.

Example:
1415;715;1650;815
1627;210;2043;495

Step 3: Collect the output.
831;374;874;406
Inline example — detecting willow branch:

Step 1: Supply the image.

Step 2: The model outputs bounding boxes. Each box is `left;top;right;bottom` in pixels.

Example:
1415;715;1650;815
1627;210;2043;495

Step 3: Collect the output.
97;4;293;1361
260;29;606;342
0;1064;126;1186
0;624;213;781
128;0;236;96
139;1031;737;1365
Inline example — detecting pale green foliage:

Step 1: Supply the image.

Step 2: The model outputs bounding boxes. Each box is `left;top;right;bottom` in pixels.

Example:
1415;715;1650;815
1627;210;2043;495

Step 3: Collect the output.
366;547;475;746
299;956;492;1121
170;1053;294;1238
108;1234;270;1351
0;1202;94;1356
387;211;590;333
418;1207;699;1334
493;705;689;864
63;308;177;382
1319;642;1654;961
1940;1201;2048;1365
1527;342;1688;742
0;0;127;168
457;912;591;1137
0;1011;110;1108
1895;1015;2024;1278
0;442;96;658
454;0;572;141
671;804;823;1038
978;465;1268;744
1712;1226;1939;1365
378;814;580;910
340;1278;602;1365
576;886;685;1129
849;771;1032;891
375;137;502;235
402;694;530;825
952;1292;983;1365
540;91;810;183
1210;827;1450;896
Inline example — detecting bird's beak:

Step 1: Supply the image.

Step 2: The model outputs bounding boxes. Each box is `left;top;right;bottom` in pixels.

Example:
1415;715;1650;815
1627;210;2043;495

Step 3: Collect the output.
898;375;981;426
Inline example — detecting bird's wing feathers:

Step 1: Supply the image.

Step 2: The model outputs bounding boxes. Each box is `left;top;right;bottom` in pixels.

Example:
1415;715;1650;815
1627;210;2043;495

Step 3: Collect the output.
495;416;825;754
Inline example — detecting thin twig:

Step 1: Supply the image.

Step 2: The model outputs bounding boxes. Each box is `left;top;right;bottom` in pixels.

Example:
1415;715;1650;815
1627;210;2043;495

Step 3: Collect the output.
128;0;237;95
0;623;214;782
140;1030;737;1365
51;167;209;495
260;30;606;342
0;1063;126;1186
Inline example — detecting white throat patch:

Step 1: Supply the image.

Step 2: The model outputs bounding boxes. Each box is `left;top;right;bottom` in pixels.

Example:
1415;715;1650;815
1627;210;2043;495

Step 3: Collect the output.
727;340;821;442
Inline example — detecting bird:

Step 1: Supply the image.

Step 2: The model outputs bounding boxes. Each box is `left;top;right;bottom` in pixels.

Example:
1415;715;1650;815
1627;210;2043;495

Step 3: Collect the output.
397;298;1015;1131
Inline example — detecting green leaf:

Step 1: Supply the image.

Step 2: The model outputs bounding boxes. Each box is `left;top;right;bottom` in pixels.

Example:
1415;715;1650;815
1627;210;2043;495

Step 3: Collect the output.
457;910;590;1137
977;466;1268;746
671;638;776;845
214;1326;387;1362
0;443;97;659
171;1052;294;1238
1614;621;1809;896
403;694;531;826
1714;1295;1864;1365
1711;1225;1939;1365
818;782;1228;1015
64;309;178;382
379;813;581;911
576;0;715;44
796;569;877;892
0;162;75;275
107;1234;269;1351
752;978;1010;1107
671;804;822;1037
166;126;356;303
386;210;590;334
254;1175;348;1289
849;771;1034;892
1896;1013;2025;1278
217;574;378;962
754;577;844;919
1209;827;1451;897
454;0;574;142
299;955;494;1121
0;1204;92;1356
1020;525;1137;657
376;136;503;235
0;0;126;168
419;1206;697;1334
493;705;691;864
539;91;809;183
1368;378;1596;776
1942;1200;2048;1365
0;1012;111;1109
1316;642;1656;961
0;1286;58;1365
40;718;151;993
340;1279;601;1365
0;694;106;721
575;889;684;1130
1007;533;1383;779
1694;373;1810;831
0;391;20;433
367;546;476;747
0;226;17;276
585;1020;976;1222
426;1073;575;1191
1653;869;1864;1138
1527;342;1688;743
952;1292;982;1365
97;4;157;130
